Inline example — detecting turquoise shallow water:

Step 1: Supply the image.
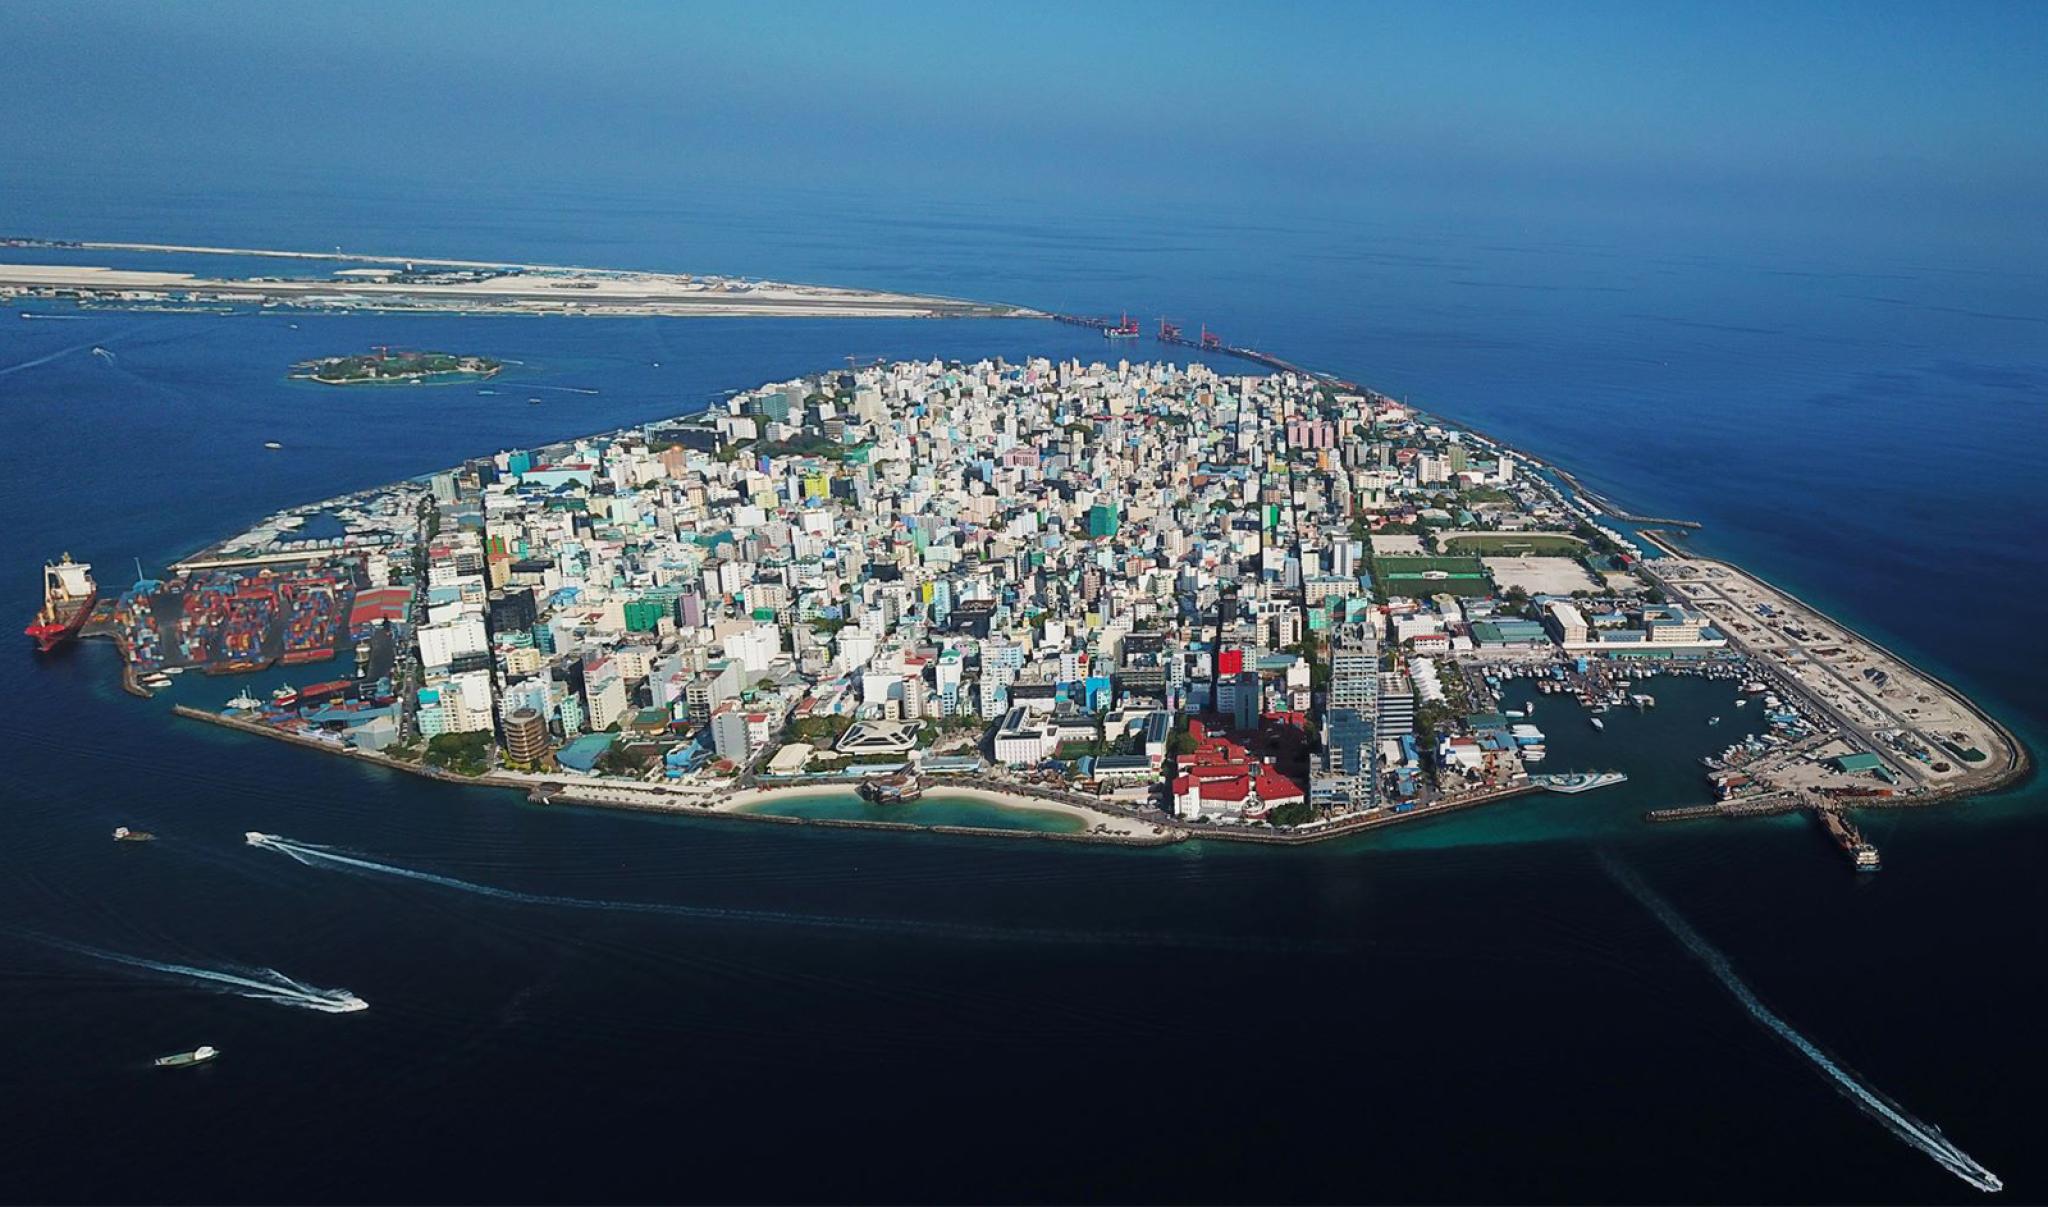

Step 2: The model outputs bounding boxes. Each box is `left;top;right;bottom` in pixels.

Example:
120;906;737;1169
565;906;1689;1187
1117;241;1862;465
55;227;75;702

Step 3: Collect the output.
736;792;1086;833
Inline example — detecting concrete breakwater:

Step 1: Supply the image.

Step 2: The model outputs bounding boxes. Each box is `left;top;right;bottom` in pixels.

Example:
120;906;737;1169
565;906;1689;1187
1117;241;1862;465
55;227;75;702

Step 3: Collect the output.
1646;799;1801;823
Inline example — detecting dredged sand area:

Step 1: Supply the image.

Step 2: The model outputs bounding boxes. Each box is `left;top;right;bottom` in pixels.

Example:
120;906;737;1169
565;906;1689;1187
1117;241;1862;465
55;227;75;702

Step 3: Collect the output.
0;243;1040;319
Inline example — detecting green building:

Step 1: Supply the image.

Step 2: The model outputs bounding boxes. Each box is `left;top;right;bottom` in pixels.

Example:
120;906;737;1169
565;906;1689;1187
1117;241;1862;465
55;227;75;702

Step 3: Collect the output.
623;598;666;633
1087;504;1120;538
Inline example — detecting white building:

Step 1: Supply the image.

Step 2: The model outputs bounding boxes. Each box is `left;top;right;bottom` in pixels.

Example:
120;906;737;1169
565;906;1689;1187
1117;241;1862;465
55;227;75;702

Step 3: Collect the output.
418;616;488;669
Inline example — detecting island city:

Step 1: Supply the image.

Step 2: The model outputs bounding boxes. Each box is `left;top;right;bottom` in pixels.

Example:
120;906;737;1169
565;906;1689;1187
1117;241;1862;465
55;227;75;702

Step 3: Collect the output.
28;326;2026;865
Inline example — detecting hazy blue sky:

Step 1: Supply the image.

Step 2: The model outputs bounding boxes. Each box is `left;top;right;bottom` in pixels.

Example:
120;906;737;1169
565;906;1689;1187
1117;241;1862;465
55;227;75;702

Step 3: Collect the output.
5;1;2045;254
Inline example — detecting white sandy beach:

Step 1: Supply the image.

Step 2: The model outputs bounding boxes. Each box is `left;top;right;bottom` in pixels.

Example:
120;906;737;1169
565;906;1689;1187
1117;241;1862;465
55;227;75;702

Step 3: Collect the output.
718;781;1169;837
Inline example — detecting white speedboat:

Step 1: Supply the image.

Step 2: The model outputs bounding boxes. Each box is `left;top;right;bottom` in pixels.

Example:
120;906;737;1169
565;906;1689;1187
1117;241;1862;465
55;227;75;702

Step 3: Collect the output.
155;1045;218;1069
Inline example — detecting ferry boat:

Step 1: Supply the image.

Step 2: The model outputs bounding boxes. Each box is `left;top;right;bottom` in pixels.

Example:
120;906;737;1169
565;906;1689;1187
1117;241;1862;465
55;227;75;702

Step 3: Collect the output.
1533;771;1627;794
1819;810;1881;873
154;1045;218;1069
25;555;98;652
112;826;156;842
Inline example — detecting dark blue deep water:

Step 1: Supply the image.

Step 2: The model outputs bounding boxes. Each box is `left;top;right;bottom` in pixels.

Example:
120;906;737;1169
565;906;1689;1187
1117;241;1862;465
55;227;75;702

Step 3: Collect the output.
1;179;2044;1203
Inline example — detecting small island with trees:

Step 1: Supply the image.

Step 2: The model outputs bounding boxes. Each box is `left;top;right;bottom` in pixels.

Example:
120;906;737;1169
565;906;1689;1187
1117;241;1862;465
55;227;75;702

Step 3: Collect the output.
291;348;502;386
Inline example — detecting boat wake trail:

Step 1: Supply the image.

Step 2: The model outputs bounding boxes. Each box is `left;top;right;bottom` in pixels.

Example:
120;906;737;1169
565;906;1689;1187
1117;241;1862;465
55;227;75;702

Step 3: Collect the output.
0;341;96;378
1603;857;2000;1193
20;932;367;1013
247;832;1301;953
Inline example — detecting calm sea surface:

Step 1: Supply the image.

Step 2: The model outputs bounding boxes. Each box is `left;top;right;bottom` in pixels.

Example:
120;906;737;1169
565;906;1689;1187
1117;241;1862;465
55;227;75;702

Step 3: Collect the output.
0;177;2043;1203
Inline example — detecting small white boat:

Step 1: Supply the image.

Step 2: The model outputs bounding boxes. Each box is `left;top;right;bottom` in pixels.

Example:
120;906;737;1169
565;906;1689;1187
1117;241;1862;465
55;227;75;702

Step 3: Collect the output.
264;441;283;450
1708;716;1722;726
1590;717;1605;731
155;1045;218;1069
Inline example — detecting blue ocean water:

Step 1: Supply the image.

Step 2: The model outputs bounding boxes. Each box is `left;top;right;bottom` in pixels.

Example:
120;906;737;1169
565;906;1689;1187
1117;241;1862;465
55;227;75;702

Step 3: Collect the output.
0;176;2043;1203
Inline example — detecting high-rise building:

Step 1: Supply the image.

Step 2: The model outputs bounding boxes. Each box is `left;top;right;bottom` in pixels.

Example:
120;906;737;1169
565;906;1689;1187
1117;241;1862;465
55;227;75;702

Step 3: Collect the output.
1316;623;1380;811
1376;671;1416;738
502;707;551;765
486;587;536;638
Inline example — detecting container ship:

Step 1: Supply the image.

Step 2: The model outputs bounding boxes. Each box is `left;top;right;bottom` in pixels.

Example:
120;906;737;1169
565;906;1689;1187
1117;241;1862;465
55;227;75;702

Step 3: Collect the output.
24;555;97;651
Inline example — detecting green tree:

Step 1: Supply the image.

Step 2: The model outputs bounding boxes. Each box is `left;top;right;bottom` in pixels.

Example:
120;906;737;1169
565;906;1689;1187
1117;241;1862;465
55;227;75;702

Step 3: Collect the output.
1267;800;1316;827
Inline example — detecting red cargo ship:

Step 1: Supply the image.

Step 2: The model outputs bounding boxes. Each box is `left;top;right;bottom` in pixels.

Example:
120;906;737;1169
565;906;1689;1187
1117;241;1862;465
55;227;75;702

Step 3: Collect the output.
25;555;98;652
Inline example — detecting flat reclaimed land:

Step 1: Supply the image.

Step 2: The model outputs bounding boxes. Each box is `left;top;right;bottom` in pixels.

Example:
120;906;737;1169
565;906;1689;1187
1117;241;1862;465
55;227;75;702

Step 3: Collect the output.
0;249;1038;319
1645;550;2024;796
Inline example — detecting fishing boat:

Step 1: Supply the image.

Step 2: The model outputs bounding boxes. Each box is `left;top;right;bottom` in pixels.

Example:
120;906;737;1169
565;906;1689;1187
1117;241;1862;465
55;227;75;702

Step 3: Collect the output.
154;1045;218;1069
112;826;155;842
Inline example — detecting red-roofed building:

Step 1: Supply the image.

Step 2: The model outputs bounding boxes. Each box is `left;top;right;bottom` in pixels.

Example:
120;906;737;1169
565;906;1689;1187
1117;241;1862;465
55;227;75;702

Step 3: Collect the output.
1169;711;1313;822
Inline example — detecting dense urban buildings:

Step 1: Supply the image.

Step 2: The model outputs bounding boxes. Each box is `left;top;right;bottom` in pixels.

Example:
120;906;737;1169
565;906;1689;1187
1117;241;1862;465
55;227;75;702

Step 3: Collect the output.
128;355;2012;834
